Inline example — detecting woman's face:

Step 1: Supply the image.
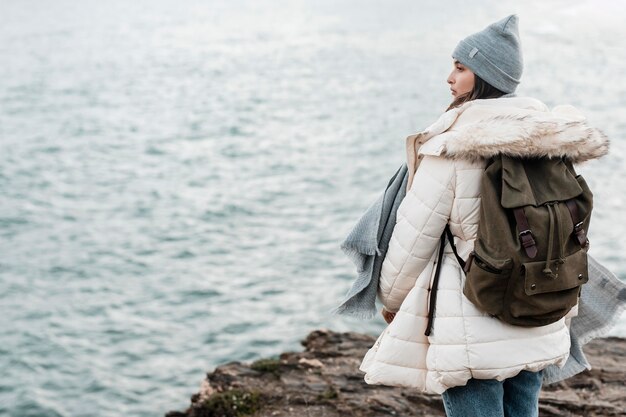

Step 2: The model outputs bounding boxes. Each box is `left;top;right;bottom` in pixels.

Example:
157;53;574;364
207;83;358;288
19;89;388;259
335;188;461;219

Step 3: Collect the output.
447;60;475;97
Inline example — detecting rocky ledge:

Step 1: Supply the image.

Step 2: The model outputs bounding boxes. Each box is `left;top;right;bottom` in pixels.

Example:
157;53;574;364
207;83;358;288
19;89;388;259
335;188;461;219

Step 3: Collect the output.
165;329;625;417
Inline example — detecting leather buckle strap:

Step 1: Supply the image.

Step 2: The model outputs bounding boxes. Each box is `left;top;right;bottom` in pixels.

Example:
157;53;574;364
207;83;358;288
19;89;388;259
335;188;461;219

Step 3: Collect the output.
565;199;589;248
513;207;538;259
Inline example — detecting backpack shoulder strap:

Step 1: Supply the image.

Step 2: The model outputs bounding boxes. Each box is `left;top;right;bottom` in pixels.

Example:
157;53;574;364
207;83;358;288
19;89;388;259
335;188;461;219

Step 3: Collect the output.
424;224;466;336
425;232;446;336
445;225;466;271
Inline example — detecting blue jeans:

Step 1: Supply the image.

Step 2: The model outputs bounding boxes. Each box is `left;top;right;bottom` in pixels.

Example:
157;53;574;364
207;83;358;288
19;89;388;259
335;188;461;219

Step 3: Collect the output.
441;370;543;417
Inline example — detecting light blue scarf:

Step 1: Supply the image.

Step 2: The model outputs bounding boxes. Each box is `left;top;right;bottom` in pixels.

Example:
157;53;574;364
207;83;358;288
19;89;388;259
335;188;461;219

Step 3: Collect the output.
329;163;407;320
331;163;626;384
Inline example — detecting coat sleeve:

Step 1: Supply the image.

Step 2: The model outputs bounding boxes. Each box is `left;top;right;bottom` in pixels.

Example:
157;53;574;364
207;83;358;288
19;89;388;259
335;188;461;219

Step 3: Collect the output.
377;155;456;313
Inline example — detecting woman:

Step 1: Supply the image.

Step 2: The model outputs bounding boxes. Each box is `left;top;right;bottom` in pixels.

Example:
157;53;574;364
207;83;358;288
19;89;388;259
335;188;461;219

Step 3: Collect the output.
359;14;610;417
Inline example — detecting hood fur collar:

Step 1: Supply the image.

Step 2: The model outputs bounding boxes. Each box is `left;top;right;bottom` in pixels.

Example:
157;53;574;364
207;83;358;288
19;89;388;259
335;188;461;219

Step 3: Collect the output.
407;96;610;166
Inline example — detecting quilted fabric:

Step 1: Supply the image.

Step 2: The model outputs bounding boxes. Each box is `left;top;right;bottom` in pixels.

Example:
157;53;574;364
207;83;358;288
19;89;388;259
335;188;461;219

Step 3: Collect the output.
358;96;605;394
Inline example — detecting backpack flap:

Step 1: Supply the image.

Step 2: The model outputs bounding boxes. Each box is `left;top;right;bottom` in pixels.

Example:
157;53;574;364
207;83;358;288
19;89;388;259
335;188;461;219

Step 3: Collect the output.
500;156;584;208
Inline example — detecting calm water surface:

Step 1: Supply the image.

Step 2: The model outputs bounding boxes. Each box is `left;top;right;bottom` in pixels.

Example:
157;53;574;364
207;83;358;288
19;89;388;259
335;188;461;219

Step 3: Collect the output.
0;1;624;416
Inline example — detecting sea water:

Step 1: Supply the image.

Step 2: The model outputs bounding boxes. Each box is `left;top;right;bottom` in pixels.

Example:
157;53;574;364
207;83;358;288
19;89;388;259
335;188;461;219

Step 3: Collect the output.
1;0;624;416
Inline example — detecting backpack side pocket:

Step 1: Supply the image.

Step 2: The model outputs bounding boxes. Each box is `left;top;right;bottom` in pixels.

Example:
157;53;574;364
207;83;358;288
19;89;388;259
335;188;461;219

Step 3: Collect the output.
462;250;514;317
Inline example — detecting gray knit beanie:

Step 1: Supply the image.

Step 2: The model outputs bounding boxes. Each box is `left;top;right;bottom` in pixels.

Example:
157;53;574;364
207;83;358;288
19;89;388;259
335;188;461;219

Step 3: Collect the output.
452;14;523;93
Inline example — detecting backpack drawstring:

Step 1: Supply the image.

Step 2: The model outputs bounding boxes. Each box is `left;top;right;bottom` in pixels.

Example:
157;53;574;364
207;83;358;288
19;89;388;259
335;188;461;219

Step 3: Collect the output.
543;202;565;279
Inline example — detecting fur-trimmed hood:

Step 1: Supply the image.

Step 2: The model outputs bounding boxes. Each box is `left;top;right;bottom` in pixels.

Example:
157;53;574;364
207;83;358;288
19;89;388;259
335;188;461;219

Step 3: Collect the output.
406;96;610;170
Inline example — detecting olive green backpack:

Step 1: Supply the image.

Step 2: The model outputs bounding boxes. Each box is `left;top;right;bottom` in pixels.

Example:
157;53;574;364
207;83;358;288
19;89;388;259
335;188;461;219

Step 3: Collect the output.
425;154;592;334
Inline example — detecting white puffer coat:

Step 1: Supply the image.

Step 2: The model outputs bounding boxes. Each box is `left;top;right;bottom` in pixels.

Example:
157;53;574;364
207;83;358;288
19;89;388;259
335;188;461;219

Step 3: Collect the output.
359;96;610;394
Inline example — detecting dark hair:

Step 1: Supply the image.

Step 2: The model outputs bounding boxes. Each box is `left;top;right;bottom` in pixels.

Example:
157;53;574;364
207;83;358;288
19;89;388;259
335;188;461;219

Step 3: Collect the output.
445;74;506;112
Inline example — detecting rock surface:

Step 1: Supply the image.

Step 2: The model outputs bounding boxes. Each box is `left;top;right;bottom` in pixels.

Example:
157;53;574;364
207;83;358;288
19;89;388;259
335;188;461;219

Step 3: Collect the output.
165;329;626;417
